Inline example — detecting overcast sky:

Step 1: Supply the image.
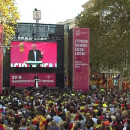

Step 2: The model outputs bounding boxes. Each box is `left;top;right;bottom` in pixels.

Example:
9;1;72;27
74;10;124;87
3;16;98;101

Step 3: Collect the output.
15;0;88;24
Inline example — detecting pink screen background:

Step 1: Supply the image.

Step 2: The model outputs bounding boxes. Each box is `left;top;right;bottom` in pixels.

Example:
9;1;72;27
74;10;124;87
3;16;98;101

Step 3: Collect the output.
11;41;57;67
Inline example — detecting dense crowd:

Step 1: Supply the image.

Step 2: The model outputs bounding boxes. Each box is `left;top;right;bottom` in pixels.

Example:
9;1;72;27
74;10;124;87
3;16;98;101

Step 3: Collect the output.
0;87;129;130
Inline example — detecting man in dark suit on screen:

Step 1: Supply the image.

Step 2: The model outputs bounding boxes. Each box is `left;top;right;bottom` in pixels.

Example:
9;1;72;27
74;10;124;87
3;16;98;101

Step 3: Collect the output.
28;44;44;67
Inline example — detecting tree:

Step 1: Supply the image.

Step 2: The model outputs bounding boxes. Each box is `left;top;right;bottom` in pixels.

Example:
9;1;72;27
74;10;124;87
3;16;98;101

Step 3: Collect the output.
0;0;19;45
76;0;130;77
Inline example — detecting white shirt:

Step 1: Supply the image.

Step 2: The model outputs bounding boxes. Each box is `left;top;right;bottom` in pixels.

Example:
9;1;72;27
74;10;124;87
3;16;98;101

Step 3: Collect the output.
34;51;36;61
92;117;98;125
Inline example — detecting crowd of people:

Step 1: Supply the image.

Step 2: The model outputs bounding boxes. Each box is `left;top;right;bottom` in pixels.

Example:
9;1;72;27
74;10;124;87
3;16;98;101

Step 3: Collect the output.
0;87;129;130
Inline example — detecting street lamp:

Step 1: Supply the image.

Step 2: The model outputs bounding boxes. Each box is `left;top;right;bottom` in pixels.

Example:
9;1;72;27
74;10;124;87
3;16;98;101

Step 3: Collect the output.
33;8;41;38
33;8;41;23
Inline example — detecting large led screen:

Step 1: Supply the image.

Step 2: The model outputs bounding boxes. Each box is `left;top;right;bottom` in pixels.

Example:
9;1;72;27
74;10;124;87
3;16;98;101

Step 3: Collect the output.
11;41;57;67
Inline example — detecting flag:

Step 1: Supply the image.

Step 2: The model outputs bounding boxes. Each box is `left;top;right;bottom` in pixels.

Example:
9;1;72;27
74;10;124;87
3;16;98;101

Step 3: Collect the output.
33;115;47;130
98;77;106;85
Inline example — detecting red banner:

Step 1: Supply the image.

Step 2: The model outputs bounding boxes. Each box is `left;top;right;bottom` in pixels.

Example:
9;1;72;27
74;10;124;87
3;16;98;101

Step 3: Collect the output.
0;25;3;94
73;28;89;91
10;73;56;88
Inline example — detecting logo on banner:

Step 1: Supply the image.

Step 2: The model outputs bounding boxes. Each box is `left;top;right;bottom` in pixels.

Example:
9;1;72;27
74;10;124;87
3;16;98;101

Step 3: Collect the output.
75;29;88;36
19;42;24;52
75;30;80;36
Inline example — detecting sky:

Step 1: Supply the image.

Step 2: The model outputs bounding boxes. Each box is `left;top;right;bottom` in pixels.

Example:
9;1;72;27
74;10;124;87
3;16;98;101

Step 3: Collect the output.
15;0;88;24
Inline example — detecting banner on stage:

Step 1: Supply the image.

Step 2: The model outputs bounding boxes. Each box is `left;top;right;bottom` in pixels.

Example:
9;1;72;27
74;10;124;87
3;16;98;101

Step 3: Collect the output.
73;28;89;91
10;73;56;87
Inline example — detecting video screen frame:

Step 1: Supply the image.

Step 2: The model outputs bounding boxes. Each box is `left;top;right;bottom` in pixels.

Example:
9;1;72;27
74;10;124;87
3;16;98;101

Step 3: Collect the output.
10;41;57;68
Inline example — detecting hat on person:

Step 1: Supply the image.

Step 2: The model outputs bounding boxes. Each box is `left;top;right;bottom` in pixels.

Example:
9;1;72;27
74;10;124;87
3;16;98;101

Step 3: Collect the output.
103;103;108;108
80;106;85;110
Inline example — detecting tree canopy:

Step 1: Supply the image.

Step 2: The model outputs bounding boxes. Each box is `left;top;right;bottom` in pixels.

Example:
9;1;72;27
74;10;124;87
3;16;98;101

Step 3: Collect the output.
76;0;130;76
0;0;19;45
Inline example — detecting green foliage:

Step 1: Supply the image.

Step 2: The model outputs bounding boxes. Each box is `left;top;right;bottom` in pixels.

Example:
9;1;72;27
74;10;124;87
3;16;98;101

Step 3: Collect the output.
0;0;20;45
76;0;130;75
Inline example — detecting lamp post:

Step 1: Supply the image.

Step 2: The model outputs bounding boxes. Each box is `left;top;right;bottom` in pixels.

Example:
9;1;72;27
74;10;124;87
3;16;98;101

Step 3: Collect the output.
33;8;41;38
